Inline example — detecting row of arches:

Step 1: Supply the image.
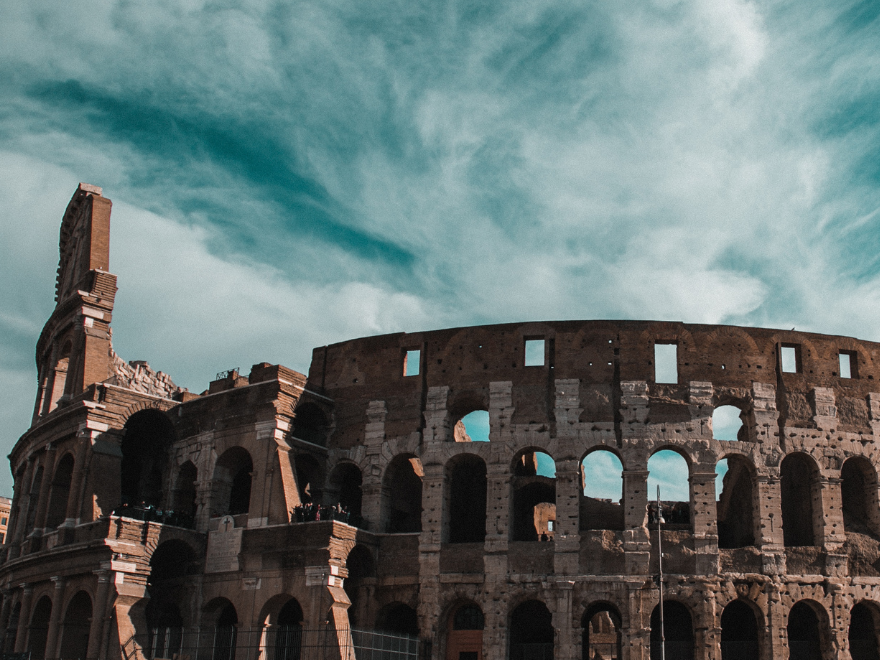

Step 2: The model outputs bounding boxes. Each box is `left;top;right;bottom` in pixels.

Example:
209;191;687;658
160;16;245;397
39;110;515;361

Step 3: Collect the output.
6;591;93;660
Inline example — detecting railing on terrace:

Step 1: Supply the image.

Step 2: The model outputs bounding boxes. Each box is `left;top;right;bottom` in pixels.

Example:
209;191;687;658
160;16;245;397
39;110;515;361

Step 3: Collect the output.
291;505;366;530
112;504;196;529
123;626;419;660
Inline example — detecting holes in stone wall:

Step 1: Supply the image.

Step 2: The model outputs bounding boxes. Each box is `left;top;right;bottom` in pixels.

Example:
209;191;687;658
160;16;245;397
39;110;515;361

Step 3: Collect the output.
654;343;678;384
580;450;623;531
712;406;745;441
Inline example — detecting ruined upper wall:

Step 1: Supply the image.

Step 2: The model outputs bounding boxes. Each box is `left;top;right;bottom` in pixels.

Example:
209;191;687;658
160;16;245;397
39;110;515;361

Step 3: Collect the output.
307;321;880;447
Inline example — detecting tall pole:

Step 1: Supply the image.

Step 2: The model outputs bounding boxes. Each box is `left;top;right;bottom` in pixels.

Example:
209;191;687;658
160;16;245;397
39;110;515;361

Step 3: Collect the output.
657;485;666;660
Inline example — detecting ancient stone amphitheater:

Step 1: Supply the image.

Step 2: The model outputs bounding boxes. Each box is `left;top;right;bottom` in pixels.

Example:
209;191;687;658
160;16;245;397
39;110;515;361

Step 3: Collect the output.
2;184;880;660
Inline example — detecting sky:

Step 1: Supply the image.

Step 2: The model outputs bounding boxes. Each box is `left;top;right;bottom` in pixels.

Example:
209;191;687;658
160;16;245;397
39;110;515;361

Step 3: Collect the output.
1;0;880;499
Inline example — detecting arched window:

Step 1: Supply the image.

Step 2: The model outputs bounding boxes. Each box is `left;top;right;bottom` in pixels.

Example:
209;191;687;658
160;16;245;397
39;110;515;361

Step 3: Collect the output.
781;453;820;547
292;403;329;446
274;599;304;660
720;600;759;659
376;603;419;637
382;456;423;533
59;591;92;660
445;454;487;543
212;601;238;660
648;450;690;528
46;454;75;528
121;409;176;508
650;601;693;660
842;457;880;538
788;601;827;660
345;546;375;628
454;411;490;443
582;603;622;660
28;596;52;660
580;450;624;531
509;600;553;660
511;450;556;542
849;602;880;660
212;448;253;517
447;603;484;660
712;405;745;441
294;454;323;505
328;463;363;522
172;461;198;526
716;455;756;549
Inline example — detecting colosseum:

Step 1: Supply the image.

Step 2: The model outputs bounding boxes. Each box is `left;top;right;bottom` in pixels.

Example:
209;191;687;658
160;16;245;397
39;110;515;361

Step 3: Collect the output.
2;183;880;660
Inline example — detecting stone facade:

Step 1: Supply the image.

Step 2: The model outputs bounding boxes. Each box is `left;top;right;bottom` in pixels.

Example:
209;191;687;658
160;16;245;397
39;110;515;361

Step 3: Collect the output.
2;185;880;660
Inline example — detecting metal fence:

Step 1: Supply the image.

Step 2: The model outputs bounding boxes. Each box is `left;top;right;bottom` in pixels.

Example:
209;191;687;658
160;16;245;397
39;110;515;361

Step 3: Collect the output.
123;626;419;660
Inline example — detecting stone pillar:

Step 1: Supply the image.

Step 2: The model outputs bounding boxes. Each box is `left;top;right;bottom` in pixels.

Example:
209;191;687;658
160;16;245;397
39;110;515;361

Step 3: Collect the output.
488;381;514;442
13;584;33;653
43;577;66;660
819;475;845;549
554;379;583;438
754;473;785;574
765;581;787;660
418;462;443;643
423;386;450;445
624;585;652;660
554;458;580;575
622;469;650;576
361;402;387;531
32;449;58;534
749;382;778;444
554;581;576;660
689;468;719;575
86;570;112;660
481;592;507;660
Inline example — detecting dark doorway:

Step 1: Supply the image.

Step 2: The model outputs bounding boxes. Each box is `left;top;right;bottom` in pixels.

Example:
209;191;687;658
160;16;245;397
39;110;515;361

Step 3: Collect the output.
59;591;92;660
212;448;253;517
850;603;880;660
376;603;419;637
720;600;759;660
842;458;880;537
344;546;375;628
28;596;52;660
446;455;487;543
509;600;553;660
173;461;198;525
46;453;74;528
292;403;329;446
274;598;304;660
213;602;238;660
447;603;484;660
717;456;756;549
781;453;818;547
382;456;423;533
581;603;621;660
788;601;823;660
121;409;175;507
650;601;693;660
329;463;363;519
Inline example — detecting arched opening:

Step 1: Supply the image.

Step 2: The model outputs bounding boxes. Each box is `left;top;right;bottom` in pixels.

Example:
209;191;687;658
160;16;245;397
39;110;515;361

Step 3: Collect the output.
147;539;196;657
294;454;323;505
382;456;423;533
212;448;253;517
328;463;363;524
28;596;52;660
26;466;44;532
455;411;490;443
344;546;375;628
445;454;487;543
447;603;484;660
509;600;553;660
172;461;198;527
273;598;304;660
121;409;176;508
788;601;826;660
376;603;419;636
842;457;880;538
292;403;329;446
647;450;690;528
781;453;820;547
46;453;75;528
512;450;556;542
720;600;759;659
580;450;624;531
716;455;756;549
712;405;746;441
5;601;21;653
59;591;92;660
581;602;622;660
850;602;880;660
209;600;238;660
650;601;693;660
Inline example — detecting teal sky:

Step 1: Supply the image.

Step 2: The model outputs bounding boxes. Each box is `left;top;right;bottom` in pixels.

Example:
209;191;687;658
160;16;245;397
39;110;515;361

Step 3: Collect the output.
2;0;880;497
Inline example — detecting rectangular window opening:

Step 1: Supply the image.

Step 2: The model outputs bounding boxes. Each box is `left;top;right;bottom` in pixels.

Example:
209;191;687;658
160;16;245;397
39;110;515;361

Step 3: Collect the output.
654;343;678;383
403;349;421;377
524;339;545;367
839;351;857;379
780;344;800;373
